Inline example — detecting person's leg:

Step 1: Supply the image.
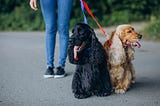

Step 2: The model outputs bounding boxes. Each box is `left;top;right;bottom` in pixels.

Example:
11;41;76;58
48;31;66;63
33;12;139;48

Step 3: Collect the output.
57;0;72;67
54;0;72;78
40;0;57;68
40;0;57;78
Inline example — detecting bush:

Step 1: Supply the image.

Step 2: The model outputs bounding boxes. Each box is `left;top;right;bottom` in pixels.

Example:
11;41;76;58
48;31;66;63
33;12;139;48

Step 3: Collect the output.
0;3;44;31
0;0;160;31
141;16;160;40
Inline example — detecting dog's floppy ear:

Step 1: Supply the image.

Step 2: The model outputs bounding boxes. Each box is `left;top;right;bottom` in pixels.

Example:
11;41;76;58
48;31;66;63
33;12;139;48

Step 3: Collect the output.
90;28;98;48
89;29;107;64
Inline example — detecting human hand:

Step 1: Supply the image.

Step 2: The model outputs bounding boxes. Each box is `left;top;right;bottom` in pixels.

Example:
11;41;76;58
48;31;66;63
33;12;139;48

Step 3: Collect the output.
29;0;38;11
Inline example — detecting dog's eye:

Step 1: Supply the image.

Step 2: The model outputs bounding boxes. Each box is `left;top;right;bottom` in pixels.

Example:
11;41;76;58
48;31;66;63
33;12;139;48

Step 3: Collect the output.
127;30;132;33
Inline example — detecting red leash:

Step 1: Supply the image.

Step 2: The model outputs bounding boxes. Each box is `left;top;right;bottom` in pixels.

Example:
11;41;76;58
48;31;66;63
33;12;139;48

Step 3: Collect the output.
81;0;107;36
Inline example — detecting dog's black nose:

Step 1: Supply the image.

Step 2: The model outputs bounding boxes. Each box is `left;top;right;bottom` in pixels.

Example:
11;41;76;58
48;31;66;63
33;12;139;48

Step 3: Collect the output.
138;34;142;39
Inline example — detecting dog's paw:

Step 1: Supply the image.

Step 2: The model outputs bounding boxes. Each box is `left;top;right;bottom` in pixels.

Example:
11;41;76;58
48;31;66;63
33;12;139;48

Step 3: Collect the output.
95;91;111;97
94;90;112;97
74;93;91;99
115;89;126;94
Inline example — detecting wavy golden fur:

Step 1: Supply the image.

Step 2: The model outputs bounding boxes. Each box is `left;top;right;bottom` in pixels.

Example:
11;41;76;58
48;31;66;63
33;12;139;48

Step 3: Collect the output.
104;24;142;94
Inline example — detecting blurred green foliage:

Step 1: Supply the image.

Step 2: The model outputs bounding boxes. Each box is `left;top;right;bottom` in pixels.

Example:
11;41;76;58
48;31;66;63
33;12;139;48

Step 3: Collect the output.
141;15;160;40
0;0;160;31
0;0;44;31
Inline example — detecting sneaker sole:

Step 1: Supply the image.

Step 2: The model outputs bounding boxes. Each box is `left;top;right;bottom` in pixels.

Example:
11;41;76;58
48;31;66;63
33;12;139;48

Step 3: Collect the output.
54;74;65;78
43;75;54;78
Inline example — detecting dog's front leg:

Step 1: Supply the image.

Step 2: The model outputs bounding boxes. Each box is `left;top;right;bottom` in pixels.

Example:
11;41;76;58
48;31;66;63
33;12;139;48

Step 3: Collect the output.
112;66;126;94
115;66;131;94
72;66;91;99
129;62;136;83
72;71;84;99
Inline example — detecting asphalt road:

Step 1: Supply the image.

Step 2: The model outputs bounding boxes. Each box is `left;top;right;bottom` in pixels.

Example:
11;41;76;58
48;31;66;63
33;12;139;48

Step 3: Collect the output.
0;31;160;106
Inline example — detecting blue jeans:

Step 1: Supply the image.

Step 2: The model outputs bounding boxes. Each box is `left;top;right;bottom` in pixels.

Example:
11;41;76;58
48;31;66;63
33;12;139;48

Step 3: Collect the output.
40;0;72;68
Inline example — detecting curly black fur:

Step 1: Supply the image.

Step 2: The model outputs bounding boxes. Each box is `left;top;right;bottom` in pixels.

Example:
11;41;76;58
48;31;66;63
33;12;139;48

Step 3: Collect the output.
68;23;112;99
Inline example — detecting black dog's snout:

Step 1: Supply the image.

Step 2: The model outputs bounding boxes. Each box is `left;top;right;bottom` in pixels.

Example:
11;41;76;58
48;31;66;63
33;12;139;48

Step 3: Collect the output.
138;34;142;39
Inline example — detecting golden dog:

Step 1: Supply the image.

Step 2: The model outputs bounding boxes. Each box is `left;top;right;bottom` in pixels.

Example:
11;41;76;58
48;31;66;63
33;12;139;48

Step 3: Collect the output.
104;24;142;94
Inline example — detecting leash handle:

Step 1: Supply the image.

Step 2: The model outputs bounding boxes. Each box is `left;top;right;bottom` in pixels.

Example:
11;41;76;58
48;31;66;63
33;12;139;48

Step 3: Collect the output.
80;0;107;36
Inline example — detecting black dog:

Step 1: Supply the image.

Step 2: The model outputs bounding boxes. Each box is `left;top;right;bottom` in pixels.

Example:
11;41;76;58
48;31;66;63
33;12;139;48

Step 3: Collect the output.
68;23;112;99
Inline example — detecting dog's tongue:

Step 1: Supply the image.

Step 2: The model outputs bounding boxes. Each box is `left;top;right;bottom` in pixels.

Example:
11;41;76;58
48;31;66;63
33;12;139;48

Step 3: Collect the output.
126;41;141;48
74;46;80;61
134;42;141;48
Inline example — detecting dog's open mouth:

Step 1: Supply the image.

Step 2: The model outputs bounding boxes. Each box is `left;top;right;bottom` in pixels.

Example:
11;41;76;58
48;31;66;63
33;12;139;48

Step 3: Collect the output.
126;40;141;48
74;42;86;61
